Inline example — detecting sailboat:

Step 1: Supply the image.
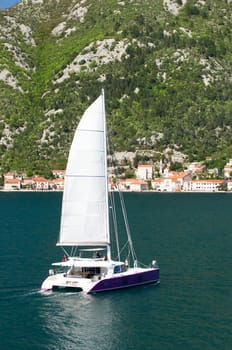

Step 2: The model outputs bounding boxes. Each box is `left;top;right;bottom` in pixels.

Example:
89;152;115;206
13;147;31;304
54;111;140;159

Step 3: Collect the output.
41;90;160;293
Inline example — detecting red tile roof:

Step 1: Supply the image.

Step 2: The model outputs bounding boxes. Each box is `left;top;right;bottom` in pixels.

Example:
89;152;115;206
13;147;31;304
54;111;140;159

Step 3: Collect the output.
5;179;20;184
32;177;48;182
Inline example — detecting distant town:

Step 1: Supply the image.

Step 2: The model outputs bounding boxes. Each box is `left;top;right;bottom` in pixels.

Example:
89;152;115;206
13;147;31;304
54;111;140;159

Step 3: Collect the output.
2;159;232;193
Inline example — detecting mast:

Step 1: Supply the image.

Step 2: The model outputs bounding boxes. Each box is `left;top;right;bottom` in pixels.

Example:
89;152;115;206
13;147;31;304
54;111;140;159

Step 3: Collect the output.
102;89;111;261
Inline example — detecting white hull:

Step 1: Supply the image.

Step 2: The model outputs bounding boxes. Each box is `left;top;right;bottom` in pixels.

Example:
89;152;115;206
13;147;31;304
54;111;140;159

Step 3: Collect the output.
41;273;97;293
41;267;159;294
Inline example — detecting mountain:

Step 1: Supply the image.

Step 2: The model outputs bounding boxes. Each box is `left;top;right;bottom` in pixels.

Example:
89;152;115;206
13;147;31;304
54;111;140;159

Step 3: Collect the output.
0;0;232;175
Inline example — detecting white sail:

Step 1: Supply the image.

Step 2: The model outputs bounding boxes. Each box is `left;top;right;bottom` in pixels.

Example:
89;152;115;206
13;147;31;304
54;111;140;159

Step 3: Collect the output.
57;92;110;246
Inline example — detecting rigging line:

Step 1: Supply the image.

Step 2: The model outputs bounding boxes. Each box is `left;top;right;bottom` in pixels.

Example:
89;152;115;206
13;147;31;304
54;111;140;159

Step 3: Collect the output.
118;240;130;257
105;91;137;263
102;89;111;260
109;191;120;260
106;116;122;262
107;122;137;263
71;246;75;256
107;171;121;261
61;246;69;257
118;188;137;262
73;246;78;256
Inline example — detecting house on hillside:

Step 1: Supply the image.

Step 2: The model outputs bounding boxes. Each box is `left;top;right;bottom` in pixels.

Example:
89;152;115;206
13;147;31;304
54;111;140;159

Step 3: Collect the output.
223;160;232;179
52;170;65;178
4;172;17;180
187;162;205;175
136;164;153;180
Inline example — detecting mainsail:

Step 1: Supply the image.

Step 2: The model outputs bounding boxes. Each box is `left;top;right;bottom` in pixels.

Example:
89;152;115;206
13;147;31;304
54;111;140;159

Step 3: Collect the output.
57;92;110;246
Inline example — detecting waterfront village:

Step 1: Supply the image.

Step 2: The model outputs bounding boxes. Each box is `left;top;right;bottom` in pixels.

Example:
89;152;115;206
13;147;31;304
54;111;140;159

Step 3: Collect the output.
3;158;232;193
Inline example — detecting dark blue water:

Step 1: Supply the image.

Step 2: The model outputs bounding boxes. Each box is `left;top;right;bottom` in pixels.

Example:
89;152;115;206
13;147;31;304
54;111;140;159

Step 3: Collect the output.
0;192;231;349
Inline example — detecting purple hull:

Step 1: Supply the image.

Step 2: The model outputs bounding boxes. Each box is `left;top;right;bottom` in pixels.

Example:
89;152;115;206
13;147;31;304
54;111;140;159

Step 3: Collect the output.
88;268;160;294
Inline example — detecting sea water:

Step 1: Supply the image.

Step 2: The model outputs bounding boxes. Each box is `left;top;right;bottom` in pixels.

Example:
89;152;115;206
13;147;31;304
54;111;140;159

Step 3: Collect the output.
0;192;231;350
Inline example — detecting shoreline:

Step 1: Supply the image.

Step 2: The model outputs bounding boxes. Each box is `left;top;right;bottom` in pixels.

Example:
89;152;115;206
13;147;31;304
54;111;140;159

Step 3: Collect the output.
0;189;230;193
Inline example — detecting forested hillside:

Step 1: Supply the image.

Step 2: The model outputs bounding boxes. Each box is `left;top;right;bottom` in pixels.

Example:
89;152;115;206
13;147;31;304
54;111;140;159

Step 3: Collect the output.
0;0;232;176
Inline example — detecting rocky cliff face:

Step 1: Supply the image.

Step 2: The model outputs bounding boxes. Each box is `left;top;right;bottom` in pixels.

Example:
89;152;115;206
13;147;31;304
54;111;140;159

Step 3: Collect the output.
0;0;232;174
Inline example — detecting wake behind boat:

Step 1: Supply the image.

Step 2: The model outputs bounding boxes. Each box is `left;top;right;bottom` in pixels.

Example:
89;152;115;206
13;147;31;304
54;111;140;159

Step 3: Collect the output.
41;90;160;294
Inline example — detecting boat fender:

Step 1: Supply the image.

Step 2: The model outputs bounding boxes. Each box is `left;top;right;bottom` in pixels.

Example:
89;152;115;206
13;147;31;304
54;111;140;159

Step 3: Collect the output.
125;259;128;271
152;260;157;267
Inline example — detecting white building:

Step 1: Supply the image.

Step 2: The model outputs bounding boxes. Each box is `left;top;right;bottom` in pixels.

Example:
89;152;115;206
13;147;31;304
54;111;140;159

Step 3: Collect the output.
187;162;204;174
32;177;50;190
52;170;65;178
136;164;153;180
152;177;181;192
118;179;148;192
51;178;64;191
4;178;21;190
183;179;224;192
227;181;232;191
223;159;232;178
151;171;191;192
4;172;17;180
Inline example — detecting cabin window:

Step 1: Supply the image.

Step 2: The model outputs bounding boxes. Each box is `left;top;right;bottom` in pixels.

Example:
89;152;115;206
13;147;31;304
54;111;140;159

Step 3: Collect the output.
114;266;121;274
82;267;100;278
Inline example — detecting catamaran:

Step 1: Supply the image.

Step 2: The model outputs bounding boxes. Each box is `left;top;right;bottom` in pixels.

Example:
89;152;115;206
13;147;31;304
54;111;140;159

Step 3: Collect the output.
41;90;160;293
